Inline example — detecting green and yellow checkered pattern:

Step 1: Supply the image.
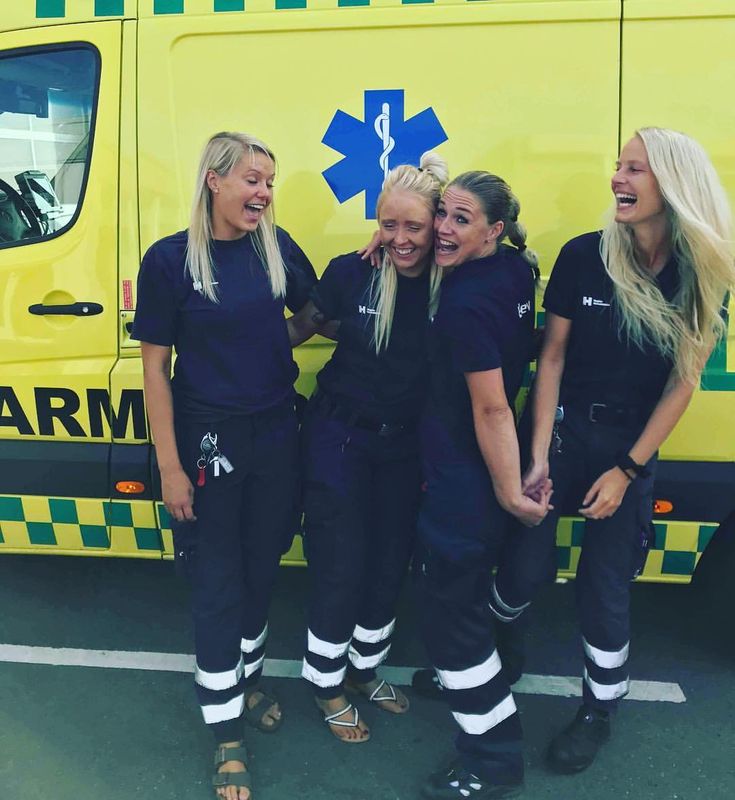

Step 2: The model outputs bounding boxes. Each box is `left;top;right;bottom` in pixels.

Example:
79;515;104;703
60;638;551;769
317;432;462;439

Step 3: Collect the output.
0;493;717;578
32;0;484;19
0;494;307;564
555;517;718;585
0;494;163;558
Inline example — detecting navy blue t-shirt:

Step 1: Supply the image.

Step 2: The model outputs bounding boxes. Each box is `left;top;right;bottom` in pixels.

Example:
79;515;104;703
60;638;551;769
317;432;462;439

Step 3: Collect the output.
131;227;316;418
421;245;536;463
544;231;679;412
310;252;431;424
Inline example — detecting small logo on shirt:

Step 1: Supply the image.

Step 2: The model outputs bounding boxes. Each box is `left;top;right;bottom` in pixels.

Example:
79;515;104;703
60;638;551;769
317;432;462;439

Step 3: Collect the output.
582;296;610;308
358;305;379;315
517;300;532;319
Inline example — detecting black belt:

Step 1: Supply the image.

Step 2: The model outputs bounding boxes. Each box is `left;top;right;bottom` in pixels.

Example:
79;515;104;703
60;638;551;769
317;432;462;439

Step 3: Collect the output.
563;401;647;428
311;391;410;437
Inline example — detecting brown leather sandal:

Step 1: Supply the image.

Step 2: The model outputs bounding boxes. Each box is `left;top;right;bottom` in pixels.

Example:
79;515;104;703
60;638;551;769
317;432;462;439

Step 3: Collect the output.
212;743;251;797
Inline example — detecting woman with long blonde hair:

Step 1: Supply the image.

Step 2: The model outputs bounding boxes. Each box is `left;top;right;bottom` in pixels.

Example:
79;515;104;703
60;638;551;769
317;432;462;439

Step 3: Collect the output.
133;132;316;800
287;152;446;743
492;127;734;776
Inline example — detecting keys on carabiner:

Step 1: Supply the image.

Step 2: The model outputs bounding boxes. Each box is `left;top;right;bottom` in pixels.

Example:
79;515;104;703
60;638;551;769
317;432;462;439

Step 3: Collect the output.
198;431;234;481
551;427;563;456
196;456;207;487
215;452;234;473
551;405;564;456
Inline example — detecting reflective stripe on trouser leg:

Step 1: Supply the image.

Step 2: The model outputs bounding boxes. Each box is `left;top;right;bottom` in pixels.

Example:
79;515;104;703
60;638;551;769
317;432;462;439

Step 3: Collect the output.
195;656;247;725
419;550;523;785
241;622;268;682
488;576;531;623
583;636;630;703
302;629;351;689
348;618;395;672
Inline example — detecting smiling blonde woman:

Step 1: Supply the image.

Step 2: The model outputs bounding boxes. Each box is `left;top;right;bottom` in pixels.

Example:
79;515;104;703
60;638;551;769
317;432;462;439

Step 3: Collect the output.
132;131;317;800
490;127;735;777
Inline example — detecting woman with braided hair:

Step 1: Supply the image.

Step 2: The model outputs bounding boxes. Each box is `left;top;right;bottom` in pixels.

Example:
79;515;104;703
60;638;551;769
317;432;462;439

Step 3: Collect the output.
415;171;551;799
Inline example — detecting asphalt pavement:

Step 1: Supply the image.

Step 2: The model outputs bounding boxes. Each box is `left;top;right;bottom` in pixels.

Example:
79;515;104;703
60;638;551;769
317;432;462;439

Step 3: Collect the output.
0;554;733;800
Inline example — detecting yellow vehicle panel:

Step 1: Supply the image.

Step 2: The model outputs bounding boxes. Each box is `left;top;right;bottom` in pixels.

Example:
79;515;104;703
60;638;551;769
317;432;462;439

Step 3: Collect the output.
1;1;733;584
137;1;620;282
621;0;735;464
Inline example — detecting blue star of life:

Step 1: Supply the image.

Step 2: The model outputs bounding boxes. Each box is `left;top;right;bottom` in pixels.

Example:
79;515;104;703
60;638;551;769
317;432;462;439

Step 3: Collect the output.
322;90;448;219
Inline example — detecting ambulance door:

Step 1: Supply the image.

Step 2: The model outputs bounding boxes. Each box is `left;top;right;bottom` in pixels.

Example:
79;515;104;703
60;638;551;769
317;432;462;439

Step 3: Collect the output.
0;23;121;555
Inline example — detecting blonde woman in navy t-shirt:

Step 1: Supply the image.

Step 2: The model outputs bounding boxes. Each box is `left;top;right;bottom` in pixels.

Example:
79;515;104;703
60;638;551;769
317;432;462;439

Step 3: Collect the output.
491;128;735;776
133;132;316;800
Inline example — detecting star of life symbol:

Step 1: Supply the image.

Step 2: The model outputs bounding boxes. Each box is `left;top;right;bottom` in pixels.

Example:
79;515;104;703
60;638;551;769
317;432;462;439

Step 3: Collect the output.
322;89;448;219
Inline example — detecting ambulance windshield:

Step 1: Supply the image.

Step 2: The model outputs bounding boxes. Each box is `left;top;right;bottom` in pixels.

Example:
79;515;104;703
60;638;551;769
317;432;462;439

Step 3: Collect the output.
0;46;97;246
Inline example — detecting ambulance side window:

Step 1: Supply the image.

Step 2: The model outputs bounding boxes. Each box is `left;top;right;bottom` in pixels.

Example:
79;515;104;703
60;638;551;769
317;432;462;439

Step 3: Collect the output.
0;44;98;248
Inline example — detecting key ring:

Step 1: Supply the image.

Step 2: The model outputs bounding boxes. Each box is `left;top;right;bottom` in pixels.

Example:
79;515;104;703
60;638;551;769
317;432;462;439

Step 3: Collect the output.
197;456;207;469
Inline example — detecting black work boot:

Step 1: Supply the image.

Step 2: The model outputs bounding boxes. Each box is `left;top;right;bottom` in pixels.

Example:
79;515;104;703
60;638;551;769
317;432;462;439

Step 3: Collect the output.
547;705;611;773
411;668;446;701
495;617;526;686
421;761;523;799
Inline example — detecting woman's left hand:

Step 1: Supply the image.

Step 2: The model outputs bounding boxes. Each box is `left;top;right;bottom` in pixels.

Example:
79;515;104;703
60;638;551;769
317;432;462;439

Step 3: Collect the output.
579;467;631;519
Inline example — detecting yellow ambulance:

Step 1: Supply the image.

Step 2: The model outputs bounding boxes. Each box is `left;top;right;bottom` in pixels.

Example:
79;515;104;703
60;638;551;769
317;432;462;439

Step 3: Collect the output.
0;1;733;599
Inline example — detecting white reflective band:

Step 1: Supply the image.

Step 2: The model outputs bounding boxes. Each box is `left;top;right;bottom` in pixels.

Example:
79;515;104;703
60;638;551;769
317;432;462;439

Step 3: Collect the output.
194;657;244;691
348;644;390;670
242;655;264;679
240;624;268;654
301;658;346;688
451;694;517;735
352;619;395;644
584;668;629;701
436;649;502;691
583;638;629;670
491;581;530;616
488;605;516;623
307;630;350;660
201;693;245;724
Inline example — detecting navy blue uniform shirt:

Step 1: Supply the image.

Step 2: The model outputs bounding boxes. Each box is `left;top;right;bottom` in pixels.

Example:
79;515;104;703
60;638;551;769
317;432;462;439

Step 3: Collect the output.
132;227;316;418
421;245;537;464
311;252;431;424
544;231;680;412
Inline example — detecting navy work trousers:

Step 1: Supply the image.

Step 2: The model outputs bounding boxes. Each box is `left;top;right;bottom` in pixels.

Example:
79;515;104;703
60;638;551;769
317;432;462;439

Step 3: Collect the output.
300;400;421;698
491;405;656;712
171;401;299;743
417;458;523;785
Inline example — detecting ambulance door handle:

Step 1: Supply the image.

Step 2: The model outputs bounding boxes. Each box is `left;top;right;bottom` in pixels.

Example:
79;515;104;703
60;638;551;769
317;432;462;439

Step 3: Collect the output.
28;302;104;317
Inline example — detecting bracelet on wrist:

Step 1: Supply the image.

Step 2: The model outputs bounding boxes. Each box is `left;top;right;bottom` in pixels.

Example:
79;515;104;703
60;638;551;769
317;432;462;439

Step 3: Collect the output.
615;465;635;482
615;452;650;480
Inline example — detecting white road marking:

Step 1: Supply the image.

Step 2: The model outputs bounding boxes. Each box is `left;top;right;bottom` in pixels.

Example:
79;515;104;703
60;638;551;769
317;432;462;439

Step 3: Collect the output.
0;644;686;703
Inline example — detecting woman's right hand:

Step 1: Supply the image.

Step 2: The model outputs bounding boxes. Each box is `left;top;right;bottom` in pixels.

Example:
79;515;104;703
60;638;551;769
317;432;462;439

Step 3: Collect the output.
357;230;382;267
521;459;550;503
506;488;553;528
162;467;196;522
